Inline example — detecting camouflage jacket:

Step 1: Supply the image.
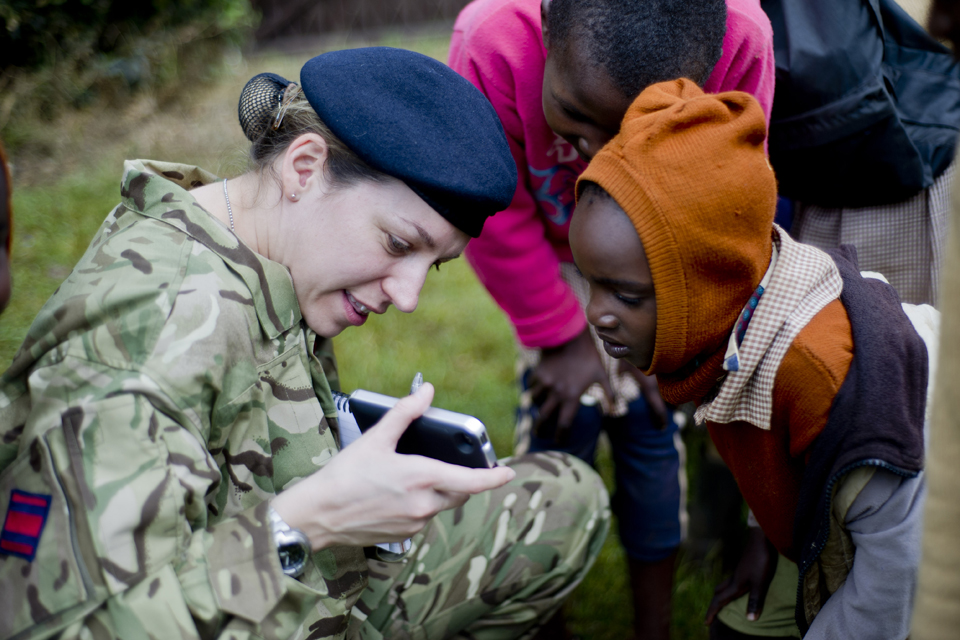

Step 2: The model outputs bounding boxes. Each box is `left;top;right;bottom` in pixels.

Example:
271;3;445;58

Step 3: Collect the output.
0;160;368;640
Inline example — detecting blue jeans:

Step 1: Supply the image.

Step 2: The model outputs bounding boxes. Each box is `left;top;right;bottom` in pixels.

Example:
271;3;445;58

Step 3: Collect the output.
519;370;686;562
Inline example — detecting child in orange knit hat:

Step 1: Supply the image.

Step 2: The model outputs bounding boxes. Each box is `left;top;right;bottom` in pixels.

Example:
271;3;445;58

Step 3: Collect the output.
569;78;936;638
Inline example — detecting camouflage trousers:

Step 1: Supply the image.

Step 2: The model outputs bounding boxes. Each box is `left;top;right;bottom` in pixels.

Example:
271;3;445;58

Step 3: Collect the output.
348;452;610;640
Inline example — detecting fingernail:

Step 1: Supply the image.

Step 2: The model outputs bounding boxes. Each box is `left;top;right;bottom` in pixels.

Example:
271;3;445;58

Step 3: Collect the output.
746;613;757;621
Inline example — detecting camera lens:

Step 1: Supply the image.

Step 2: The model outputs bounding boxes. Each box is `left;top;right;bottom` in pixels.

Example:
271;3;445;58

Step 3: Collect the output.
455;433;474;454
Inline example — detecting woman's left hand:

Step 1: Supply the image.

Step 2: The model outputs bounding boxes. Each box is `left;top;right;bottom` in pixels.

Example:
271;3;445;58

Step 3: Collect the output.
271;383;516;550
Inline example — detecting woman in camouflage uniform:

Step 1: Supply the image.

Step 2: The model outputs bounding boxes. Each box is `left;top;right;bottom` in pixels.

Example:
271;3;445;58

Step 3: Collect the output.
0;48;609;640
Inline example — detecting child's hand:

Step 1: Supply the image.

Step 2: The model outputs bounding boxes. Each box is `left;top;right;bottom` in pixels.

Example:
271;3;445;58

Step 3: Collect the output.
617;360;669;429
529;327;613;444
705;526;778;625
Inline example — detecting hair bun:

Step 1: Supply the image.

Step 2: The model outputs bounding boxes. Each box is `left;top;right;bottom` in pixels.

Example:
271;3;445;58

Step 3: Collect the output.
238;72;292;142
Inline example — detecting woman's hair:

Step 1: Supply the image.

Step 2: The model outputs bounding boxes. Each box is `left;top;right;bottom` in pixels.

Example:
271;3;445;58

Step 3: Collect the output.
546;0;727;98
239;74;389;189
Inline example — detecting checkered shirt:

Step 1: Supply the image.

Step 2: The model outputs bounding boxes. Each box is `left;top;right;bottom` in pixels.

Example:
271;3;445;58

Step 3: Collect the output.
694;227;843;430
792;161;954;306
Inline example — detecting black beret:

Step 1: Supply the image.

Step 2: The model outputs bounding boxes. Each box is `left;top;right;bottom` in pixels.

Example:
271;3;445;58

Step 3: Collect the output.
299;47;517;238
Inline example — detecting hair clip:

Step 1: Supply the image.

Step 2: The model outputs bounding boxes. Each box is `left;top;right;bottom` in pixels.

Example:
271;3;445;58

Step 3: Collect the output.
272;83;302;131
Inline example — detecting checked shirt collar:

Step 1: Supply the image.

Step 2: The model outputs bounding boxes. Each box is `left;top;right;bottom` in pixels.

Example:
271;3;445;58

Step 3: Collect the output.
694;226;843;430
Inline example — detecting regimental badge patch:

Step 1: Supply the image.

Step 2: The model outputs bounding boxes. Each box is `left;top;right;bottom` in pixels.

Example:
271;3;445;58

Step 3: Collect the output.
0;490;52;562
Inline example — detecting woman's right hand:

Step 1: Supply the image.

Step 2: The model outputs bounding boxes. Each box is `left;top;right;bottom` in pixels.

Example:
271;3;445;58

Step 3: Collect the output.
270;383;516;550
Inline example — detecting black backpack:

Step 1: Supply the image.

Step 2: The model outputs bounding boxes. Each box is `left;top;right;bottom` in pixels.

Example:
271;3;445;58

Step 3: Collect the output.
762;0;960;207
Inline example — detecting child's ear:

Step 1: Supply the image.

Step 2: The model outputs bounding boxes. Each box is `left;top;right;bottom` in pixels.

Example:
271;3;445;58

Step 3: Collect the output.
540;0;552;48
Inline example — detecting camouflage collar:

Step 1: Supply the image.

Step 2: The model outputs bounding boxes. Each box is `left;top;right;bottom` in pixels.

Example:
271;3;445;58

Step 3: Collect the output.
121;159;301;338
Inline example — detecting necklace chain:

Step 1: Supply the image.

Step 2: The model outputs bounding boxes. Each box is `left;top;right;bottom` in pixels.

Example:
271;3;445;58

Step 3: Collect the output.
222;178;235;232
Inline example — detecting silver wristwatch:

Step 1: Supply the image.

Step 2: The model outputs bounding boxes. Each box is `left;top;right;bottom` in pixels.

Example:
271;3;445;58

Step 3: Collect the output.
267;505;311;578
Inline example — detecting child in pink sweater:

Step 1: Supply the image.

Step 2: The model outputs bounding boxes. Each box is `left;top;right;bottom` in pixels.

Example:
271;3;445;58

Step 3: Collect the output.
449;1;774;637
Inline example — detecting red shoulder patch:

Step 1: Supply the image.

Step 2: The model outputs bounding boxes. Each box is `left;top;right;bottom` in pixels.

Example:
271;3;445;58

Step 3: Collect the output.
0;490;52;562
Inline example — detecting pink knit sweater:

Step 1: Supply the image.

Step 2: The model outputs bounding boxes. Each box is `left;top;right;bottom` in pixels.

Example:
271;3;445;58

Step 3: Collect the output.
449;0;775;348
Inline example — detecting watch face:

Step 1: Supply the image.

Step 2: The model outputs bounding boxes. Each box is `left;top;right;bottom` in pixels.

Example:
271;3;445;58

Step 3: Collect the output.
279;542;308;574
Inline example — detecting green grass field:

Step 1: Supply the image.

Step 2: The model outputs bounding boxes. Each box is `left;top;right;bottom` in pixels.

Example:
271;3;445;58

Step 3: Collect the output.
2;27;723;639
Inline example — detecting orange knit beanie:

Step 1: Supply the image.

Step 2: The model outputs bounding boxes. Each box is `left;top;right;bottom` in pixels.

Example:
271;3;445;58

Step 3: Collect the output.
577;78;777;404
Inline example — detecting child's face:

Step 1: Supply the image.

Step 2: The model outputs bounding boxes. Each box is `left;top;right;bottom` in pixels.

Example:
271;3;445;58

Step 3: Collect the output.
570;189;657;370
541;37;633;161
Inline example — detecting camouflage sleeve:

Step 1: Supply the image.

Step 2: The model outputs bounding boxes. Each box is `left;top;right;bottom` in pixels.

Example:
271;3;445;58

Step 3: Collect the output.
1;177;354;638
0;364;328;640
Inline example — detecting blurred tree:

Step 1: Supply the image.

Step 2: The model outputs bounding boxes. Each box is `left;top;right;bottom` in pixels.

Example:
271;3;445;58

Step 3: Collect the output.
0;0;254;145
0;0;249;70
250;0;469;41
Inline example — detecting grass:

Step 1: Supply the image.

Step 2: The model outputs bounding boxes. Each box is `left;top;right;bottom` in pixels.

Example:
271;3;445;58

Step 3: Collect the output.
333;261;721;640
2;26;723;639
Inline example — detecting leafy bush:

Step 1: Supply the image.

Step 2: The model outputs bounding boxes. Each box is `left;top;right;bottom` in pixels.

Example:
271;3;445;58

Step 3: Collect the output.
1;0;251;70
0;0;256;149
